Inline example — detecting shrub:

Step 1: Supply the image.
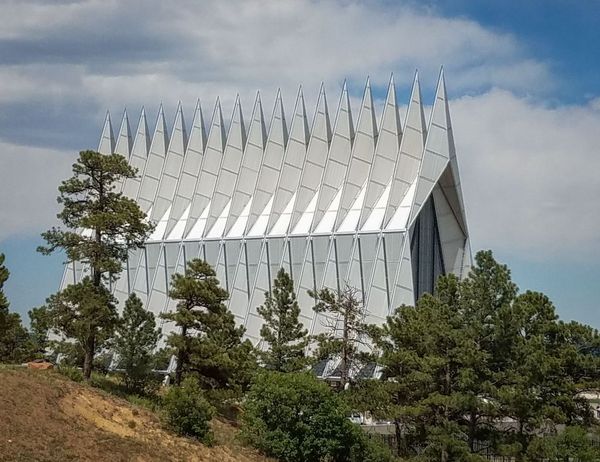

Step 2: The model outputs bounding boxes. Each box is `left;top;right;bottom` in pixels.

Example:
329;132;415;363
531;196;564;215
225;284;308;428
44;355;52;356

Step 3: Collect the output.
349;429;397;462
241;371;395;462
162;377;215;444
57;365;84;382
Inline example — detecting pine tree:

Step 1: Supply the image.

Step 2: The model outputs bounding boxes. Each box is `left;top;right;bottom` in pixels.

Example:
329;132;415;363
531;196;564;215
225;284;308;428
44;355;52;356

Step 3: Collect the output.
43;277;118;371
162;258;256;390
374;250;600;459
28;305;52;357
376;280;477;460
310;285;371;389
0;253;29;363
38;150;153;379
257;268;309;372
114;293;161;391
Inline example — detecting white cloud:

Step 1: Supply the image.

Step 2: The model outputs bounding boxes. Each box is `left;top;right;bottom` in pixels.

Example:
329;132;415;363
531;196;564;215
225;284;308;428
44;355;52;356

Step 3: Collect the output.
0;142;74;240
0;0;597;263
452;90;600;260
0;0;552;108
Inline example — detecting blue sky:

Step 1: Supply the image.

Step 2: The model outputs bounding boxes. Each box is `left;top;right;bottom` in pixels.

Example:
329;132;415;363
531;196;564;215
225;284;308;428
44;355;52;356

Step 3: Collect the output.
0;0;598;327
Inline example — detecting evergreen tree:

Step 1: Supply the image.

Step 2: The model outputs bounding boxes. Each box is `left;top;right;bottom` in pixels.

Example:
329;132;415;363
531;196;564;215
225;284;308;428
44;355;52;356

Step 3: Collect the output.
28;305;51;357
494;291;600;459
0;253;29;363
114;293;161;391
374;250;600;460
375;280;480;460
310;286;371;389
162;259;256;390
38;150;153;379
257;268;309;372
43;277;118;374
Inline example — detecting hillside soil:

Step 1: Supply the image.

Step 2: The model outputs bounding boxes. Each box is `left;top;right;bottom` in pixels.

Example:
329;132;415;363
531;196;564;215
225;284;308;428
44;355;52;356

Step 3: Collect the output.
0;367;272;462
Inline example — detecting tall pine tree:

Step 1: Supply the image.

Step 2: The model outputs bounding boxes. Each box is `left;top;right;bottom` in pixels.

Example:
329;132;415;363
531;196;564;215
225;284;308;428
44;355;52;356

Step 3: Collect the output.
257;268;309;372
38;150;153;379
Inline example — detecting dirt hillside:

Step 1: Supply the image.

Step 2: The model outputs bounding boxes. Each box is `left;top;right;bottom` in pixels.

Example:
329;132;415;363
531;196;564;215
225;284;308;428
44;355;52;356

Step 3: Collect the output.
0;367;272;462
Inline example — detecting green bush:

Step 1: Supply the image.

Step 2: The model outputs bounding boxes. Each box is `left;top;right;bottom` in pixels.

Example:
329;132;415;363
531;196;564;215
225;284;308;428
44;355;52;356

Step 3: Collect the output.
162;377;215;444
57;365;84;382
241;371;395;462
349;429;397;462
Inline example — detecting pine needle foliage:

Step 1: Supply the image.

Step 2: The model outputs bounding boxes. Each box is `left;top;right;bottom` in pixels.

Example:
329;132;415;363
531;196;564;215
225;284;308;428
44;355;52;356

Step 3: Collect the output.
162;259;256;391
38;150;153;379
114;293;161;391
257;268;309;372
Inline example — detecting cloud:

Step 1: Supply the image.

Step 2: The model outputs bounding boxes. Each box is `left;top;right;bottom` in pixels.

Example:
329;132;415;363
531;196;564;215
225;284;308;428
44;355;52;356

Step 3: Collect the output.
0;0;597;262
0;141;75;241
0;1;551;112
452;90;600;260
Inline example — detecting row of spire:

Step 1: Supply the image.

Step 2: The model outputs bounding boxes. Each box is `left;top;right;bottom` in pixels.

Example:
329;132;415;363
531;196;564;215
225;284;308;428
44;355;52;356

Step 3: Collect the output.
95;70;466;242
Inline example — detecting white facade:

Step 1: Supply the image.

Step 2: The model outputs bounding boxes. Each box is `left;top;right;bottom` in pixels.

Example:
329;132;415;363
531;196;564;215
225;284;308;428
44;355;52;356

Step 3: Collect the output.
61;71;471;344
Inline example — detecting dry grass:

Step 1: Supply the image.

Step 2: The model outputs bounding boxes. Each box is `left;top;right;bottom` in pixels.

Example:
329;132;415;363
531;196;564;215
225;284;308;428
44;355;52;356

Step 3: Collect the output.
0;367;273;462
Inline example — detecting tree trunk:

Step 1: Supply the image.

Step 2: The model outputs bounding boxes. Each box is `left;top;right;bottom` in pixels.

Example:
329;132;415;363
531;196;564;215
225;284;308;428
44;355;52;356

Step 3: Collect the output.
468;411;477;452
175;326;187;386
83;334;95;381
516;420;526;462
341;302;349;389
394;419;404;457
441;448;448;462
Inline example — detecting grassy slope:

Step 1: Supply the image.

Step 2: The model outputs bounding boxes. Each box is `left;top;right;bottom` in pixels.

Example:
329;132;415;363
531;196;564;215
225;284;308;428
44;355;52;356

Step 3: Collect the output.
0;367;272;462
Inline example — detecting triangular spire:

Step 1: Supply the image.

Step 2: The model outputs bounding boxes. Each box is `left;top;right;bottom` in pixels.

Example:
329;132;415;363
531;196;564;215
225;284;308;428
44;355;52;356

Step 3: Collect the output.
359;74;402;229
155;104;170;151
132;107;151;161
436;69;469;234
313;82;333;143
114;109;132;158
383;71;427;228
163;99;207;240
121;107;150;200
229;94;247;151
97;111;115;154
310;80;354;232
334;77;378;230
269;89;288;148
172;102;188;153
246;92;267;149
149;103;187;223
183;98;226;238
203;96;246;238
333;80;355;144
288;83;331;233
266;86;310;234
224;92;267;236
187;99;207;155
408;68;452;225
245;89;288;235
137;105;170;212
294;86;310;147
211;98;227;151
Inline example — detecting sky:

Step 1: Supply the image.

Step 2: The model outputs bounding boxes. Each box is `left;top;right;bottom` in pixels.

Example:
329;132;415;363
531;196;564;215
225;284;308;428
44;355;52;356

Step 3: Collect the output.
0;0;599;327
